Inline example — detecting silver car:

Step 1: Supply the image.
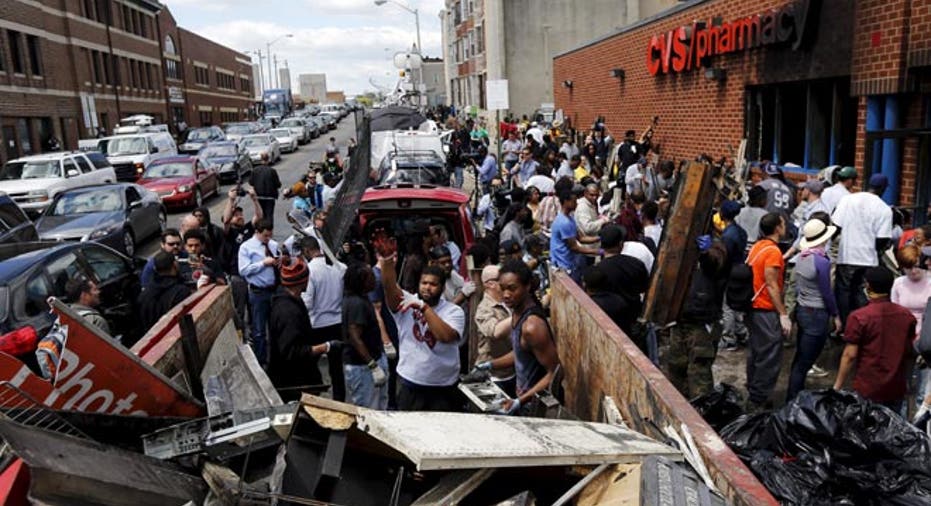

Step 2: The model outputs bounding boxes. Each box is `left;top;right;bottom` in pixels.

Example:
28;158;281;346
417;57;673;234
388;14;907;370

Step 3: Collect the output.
269;128;299;153
239;134;281;164
279;118;312;144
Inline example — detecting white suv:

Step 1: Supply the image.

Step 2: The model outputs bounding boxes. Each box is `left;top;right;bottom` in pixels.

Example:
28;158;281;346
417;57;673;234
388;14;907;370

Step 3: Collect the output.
0;152;117;217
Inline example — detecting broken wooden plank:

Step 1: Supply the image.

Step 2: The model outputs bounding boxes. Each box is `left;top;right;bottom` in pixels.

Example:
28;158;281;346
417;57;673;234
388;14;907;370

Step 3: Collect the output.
200;323;283;414
642;161;717;325
411;468;495;506
0;419;206;505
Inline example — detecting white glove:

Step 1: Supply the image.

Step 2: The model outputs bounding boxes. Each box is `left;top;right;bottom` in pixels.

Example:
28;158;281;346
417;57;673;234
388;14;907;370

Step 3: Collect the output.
196;275;210;289
399;291;425;312
384;341;397;360
461;280;476;297
779;314;792;336
369;361;388;386
475;361;492;371
495;397;521;415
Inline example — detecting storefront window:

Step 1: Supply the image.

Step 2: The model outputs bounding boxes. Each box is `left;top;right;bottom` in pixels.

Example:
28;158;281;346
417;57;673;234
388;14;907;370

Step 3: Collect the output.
15;119;32;156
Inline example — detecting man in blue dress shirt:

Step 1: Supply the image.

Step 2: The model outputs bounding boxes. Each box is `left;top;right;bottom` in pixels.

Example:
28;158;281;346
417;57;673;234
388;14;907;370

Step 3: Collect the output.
238;219;280;366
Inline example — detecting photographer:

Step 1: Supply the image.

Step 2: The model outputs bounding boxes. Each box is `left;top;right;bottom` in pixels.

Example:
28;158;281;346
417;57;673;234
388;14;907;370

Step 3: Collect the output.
222;186;263;325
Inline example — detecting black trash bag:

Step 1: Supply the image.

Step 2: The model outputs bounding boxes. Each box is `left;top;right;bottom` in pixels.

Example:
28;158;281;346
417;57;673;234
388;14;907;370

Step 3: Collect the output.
690;383;744;431
721;389;931;505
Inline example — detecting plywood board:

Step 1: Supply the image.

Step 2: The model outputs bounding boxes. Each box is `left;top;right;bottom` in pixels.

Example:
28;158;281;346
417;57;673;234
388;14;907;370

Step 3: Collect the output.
354;410;680;471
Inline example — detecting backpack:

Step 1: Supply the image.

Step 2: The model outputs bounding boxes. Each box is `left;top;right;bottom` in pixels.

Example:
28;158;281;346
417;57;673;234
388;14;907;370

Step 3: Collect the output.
726;243;778;312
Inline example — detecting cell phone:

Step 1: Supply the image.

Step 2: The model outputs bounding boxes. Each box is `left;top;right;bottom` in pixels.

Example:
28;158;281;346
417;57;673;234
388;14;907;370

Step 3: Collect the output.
236;184;246;197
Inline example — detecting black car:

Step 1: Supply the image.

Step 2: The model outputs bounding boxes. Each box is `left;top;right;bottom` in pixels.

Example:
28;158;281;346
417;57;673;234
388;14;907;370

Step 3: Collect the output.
179;126;226;154
0;193;37;244
377;151;450;187
35;183;166;257
198;141;252;183
0;241;142;344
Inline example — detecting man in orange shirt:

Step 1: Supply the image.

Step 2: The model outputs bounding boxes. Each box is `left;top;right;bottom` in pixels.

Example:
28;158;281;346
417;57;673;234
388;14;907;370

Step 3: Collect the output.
746;212;791;410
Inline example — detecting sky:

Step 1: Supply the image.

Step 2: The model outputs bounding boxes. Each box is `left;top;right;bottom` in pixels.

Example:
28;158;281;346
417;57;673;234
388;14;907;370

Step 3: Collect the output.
164;0;445;97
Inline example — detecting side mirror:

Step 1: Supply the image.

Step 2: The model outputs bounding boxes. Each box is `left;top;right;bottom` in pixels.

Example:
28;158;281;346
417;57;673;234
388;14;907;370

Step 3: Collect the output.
66;169;79;177
150;146;158;154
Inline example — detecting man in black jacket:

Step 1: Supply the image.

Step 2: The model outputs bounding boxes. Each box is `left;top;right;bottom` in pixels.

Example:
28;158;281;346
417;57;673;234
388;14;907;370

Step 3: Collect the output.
138;251;193;330
666;236;729;399
251;155;281;227
268;258;333;401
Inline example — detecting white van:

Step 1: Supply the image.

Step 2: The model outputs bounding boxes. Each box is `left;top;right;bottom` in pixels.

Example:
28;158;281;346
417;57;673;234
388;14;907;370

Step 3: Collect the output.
0;152;117;217
99;132;177;181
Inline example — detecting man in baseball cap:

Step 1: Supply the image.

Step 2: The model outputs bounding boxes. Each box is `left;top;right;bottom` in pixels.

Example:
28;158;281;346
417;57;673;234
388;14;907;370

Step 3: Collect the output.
822;166;857;213
831;170;893;332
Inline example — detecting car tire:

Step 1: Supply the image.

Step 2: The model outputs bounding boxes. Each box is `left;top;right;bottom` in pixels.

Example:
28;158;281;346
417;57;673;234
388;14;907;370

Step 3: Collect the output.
194;188;203;208
122;228;135;257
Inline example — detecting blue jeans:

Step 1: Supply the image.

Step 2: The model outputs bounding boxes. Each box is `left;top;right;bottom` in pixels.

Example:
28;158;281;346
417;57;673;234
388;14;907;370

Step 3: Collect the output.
344;354;389;410
786;306;830;402
248;288;273;366
453;165;464;188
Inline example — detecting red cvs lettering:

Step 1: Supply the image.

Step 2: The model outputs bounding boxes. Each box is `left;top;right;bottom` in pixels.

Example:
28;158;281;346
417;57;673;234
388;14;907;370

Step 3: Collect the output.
411;310;437;349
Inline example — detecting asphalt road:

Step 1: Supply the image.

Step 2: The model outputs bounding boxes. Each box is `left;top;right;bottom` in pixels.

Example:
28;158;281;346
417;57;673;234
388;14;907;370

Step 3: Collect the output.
138;114;359;257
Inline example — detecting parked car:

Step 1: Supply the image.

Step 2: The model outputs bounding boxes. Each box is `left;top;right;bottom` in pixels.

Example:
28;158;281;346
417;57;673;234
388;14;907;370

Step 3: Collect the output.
306;117;325;138
98;132;177;181
322;114;337;130
178;126;226;154
0;152;117;218
36;183;165;257
256;118;274;132
138;156;221;210
0;193;37;244
0;241;142;343
269;128;299;153
198;141;252;183
239;134;281;164
279;118;312;144
223;122;258;143
357;185;473;274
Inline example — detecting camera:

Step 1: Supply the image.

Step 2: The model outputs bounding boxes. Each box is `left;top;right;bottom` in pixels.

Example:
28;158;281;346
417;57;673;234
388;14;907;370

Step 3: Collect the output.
235;184;246;198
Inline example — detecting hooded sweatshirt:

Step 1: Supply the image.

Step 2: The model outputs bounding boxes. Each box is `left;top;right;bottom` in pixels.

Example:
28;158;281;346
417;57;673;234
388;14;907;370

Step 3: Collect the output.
137;276;192;330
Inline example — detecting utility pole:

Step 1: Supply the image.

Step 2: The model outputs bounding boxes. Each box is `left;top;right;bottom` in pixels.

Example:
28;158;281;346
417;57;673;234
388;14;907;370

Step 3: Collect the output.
273;54;279;88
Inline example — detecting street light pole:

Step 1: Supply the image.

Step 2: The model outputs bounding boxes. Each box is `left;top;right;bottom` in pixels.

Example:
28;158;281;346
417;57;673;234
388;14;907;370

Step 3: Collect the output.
375;0;425;108
265;34;293;90
253;50;265;94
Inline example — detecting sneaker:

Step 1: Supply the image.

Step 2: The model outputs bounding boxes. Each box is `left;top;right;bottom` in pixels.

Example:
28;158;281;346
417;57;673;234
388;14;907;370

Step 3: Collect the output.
807;365;829;378
719;338;739;352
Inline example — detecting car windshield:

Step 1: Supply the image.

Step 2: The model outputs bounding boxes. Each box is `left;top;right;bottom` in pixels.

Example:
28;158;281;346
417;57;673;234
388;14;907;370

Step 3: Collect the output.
226;125;252;134
187;129;212;141
270;129;291;137
51;189;122;215
143;162;192;178
242;137;268;147
201;145;237;158
0;161;60;180
105;137;148;156
281;120;301;127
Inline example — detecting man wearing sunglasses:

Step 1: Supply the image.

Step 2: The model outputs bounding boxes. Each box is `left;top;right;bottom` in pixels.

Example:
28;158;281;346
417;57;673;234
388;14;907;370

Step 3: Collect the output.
140;228;188;289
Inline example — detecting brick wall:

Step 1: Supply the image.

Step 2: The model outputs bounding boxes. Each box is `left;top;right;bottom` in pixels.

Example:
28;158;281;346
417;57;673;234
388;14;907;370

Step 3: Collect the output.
554;0;854;169
177;27;253;127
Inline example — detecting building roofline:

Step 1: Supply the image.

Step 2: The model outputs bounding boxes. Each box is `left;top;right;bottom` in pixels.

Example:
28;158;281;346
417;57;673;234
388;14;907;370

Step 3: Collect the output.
554;0;712;59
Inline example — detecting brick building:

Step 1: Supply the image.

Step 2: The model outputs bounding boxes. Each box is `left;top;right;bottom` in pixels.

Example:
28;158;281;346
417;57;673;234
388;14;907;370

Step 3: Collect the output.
555;0;931;212
0;0;253;164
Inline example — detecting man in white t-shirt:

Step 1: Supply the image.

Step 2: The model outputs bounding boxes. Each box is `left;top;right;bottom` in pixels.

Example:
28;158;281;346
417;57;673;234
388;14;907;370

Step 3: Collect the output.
831;173;893;331
377;251;466;412
622;240;655;274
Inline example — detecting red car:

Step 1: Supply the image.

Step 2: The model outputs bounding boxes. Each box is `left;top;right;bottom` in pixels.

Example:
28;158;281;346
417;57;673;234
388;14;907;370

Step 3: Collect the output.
138;156;220;210
357;184;474;275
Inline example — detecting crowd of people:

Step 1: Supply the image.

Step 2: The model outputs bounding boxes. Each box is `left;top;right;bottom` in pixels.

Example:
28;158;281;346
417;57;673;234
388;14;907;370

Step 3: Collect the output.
56;112;930;426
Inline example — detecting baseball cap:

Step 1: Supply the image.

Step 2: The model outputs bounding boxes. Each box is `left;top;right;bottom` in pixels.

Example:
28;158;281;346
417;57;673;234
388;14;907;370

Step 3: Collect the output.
836;166;857;180
481;265;500;284
804;180;825;195
868;173;889;191
500;239;522;255
720;200;743;220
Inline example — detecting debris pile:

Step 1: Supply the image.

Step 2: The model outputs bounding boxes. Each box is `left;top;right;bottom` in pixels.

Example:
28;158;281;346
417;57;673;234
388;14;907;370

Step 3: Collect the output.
721;389;931;505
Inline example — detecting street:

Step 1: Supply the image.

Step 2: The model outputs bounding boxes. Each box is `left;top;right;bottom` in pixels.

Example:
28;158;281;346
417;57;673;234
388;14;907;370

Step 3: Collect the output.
138;116;358;258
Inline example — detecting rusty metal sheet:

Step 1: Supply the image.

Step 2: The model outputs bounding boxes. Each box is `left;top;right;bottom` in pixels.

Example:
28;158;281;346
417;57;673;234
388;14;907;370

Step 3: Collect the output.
0;419;206;505
353;410;680;471
549;271;777;506
642;161;716;325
